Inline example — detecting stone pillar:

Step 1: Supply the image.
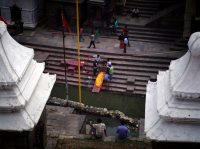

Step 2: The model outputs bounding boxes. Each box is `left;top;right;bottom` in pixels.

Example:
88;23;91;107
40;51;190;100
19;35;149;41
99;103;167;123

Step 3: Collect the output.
183;0;196;38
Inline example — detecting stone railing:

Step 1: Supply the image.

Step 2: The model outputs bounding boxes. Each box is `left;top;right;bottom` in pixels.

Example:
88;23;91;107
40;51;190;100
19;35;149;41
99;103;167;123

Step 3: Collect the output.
48;97;140;129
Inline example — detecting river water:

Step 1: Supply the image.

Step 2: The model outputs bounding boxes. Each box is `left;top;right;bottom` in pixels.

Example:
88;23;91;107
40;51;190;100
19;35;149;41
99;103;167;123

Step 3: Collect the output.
50;85;145;136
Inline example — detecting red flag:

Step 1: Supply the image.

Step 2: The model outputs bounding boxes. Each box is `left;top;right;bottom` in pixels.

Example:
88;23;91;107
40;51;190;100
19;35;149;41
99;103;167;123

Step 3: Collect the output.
0;17;15;31
61;9;71;32
0;16;9;25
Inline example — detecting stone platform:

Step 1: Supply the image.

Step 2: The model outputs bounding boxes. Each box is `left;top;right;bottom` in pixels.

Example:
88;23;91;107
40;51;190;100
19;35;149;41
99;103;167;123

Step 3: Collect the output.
46;105;86;149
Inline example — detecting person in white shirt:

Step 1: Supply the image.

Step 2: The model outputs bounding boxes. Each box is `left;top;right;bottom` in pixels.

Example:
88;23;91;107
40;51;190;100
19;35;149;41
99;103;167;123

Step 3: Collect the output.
124;37;128;53
106;59;111;74
90;118;108;139
132;7;139;18
88;32;95;48
93;54;100;64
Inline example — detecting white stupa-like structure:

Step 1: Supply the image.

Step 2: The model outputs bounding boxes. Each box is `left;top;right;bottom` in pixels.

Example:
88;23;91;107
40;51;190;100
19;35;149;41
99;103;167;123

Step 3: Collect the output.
0;21;56;131
145;32;200;142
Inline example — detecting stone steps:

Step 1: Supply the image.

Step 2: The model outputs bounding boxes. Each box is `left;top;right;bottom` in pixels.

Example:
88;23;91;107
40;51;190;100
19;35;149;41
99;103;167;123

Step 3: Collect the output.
116;24;182;44
22;43;173;95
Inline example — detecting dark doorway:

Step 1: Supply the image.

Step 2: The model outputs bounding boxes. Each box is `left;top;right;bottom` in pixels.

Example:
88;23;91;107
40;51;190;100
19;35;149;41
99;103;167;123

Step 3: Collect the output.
10;4;22;21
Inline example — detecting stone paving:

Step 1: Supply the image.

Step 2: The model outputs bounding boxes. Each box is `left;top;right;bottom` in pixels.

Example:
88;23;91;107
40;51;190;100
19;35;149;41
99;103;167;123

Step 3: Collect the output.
12;25;185;59
46;105;86;149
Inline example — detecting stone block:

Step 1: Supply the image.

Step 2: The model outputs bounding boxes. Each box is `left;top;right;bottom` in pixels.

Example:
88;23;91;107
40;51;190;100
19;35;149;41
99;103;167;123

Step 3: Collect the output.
127;77;135;84
127;137;137;141
59;135;74;139
150;74;157;80
127;86;134;92
86;124;92;135
50;132;59;138
137;138;144;141
103;136;117;142
74;134;92;139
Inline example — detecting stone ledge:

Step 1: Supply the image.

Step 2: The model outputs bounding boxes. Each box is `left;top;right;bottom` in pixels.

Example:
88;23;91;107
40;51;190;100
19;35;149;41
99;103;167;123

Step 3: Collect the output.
74;134;92;139
59;135;74;139
103;136;117;142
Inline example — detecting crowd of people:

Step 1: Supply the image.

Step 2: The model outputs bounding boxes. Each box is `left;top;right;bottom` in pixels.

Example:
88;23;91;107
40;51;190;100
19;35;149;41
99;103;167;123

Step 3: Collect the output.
118;25;131;53
93;55;114;85
90;119;129;140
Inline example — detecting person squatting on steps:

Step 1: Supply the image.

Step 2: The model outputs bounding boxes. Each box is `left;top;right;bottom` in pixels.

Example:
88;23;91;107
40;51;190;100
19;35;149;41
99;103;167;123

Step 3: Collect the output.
117;120;129;140
90;118;108;139
88;32;95;48
93;59;98;76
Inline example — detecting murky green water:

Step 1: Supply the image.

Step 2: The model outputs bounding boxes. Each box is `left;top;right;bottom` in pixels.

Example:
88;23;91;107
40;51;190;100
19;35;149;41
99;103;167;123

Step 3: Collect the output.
51;85;145;119
50;85;145;136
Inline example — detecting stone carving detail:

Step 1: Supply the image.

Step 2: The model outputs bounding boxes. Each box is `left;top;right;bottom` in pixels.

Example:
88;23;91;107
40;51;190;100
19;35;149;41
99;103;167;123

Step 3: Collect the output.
145;32;200;142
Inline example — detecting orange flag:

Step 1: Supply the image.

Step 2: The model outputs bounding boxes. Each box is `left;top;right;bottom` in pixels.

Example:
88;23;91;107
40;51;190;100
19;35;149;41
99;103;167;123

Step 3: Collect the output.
61;9;71;32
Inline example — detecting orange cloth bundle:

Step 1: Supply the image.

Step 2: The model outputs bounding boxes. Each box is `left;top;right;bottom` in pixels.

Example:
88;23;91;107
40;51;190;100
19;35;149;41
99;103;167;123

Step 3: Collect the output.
96;72;105;87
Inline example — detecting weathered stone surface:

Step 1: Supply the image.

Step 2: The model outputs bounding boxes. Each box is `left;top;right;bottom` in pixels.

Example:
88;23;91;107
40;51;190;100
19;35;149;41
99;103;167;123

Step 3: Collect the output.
127;137;137;141
127;77;135;84
103;136;117;142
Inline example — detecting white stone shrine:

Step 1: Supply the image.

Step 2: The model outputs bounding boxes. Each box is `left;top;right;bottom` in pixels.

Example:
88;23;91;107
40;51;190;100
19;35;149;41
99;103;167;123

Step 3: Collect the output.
145;32;200;142
0;21;56;131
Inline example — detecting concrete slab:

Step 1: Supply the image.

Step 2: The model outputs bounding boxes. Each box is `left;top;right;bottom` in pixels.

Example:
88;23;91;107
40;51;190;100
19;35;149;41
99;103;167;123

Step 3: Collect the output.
103;136;117;142
139;118;146;139
74;134;92;139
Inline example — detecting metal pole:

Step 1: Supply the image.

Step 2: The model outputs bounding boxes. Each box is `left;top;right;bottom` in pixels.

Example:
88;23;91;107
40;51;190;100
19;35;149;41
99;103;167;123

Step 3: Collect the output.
62;27;68;104
76;0;82;114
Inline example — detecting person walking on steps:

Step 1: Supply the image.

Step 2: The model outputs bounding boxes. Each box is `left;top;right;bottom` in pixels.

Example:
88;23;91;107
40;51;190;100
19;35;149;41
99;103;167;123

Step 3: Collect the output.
124;37;128;53
88;32;95;48
94;28;100;43
125;33;131;47
79;27;84;42
118;33;124;49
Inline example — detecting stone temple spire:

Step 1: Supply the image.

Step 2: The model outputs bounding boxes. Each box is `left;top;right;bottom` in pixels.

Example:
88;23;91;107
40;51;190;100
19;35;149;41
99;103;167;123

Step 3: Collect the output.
145;32;200;142
0;21;56;131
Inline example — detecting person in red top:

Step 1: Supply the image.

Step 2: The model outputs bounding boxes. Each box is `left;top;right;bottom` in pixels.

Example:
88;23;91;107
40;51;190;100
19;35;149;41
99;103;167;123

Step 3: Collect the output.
123;26;129;35
79;27;84;42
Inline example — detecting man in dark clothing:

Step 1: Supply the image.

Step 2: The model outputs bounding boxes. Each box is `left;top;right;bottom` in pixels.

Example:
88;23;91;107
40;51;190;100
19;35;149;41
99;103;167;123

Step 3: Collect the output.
93;60;98;76
117;120;128;140
15;21;24;32
118;33;124;49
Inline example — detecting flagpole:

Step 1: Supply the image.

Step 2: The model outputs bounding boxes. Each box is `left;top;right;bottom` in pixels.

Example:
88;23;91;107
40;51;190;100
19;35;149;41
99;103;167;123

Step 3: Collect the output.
76;0;82;114
62;27;68;104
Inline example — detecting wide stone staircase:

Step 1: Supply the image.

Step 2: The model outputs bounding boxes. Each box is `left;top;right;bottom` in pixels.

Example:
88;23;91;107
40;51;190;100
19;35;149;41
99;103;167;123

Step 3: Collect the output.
117;23;183;44
22;43;176;96
122;0;175;18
